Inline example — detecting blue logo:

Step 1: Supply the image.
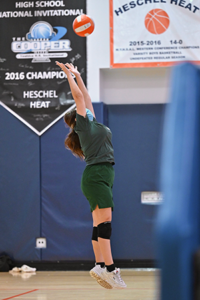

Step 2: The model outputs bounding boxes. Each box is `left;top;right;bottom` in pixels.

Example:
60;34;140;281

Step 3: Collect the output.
27;22;56;40
11;21;71;63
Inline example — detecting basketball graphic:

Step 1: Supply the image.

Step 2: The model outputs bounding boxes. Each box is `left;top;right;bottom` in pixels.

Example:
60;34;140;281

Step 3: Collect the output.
145;9;170;35
31;23;52;39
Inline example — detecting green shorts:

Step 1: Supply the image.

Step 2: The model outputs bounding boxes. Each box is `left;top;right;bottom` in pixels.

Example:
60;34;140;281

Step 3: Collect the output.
81;162;115;212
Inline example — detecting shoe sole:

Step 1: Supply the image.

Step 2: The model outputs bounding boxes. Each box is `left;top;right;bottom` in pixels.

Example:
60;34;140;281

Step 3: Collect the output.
102;274;127;289
89;271;113;289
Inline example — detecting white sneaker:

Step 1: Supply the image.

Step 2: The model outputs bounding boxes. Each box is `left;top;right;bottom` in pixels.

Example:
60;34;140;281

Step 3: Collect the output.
89;265;113;289
21;265;36;273
101;268;127;289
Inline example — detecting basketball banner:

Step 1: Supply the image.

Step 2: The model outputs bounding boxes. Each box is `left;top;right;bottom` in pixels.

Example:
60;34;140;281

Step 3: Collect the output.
110;0;200;68
0;0;86;135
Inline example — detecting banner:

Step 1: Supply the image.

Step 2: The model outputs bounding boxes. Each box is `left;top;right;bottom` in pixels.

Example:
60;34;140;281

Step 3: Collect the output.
110;0;200;68
0;0;86;135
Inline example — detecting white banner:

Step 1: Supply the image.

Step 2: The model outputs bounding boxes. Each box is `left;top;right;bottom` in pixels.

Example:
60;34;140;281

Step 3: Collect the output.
110;0;200;67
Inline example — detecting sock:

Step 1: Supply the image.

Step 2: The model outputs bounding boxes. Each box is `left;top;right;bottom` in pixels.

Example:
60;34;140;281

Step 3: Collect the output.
106;264;115;272
96;262;105;268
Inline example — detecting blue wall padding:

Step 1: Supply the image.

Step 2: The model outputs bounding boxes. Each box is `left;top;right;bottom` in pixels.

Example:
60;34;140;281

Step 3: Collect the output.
156;63;200;300
0;106;41;261
40;103;104;260
107;104;165;259
0;101;164;261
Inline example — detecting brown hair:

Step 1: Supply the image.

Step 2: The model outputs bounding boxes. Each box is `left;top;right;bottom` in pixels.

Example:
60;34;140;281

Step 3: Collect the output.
64;109;84;159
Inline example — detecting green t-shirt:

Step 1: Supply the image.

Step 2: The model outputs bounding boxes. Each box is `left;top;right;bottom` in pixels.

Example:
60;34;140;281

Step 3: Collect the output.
74;113;115;165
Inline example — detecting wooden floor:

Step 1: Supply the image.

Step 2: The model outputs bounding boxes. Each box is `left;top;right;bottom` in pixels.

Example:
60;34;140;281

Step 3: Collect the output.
0;269;159;300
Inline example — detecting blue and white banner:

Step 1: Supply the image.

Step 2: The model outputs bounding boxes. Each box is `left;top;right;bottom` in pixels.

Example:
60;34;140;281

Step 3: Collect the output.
110;0;200;68
0;0;86;135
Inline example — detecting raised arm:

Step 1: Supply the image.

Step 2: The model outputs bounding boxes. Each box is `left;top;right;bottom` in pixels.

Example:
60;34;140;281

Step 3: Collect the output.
55;61;86;117
65;63;96;118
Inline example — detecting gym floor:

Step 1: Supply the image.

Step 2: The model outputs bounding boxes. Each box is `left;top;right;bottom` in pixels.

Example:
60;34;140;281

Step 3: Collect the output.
0;269;159;300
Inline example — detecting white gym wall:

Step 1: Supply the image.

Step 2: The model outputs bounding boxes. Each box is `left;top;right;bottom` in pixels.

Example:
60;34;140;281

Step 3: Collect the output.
87;0;171;104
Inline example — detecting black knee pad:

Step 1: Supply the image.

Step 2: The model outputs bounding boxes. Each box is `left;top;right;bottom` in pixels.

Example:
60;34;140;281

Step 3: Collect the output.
92;226;98;241
98;222;112;239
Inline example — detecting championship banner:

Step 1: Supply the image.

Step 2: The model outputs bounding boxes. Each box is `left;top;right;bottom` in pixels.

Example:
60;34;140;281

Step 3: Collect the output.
110;0;200;68
0;0;86;135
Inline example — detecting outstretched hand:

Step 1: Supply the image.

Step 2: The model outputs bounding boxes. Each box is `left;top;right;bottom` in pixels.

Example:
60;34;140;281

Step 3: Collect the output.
65;63;80;76
55;61;71;76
